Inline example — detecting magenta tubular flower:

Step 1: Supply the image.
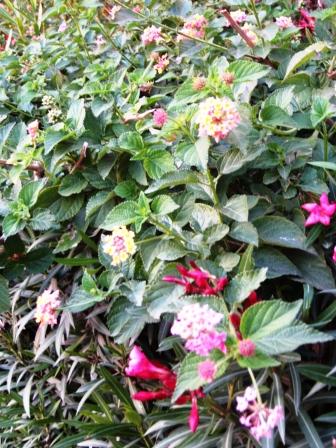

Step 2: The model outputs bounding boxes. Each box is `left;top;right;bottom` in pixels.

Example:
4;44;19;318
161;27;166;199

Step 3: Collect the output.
332;246;336;263
125;346;172;381
188;395;200;432
297;9;315;32
163;261;228;296
301;193;336;227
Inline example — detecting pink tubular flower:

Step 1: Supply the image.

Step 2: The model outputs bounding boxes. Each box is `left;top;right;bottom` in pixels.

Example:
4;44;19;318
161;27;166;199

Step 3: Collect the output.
171;303;227;356
163;261;228;296
35;284;61;327
153;108;168;127
126;346;205;432
154;54;169;74
58;21;67;32
332;246;336;263
27;120;39;142
142;26;162;45
238;339;256;357
236;387;284;441
301;193;336;227
198;360;217;382
178;14;208;40
196;97;240;143
276;16;293;29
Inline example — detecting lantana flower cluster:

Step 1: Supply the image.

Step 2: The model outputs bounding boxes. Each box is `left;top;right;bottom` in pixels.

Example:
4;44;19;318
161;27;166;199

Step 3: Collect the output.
101;226;136;266
142;26;162;45
171;303;227;356
236;387;284;441
178;14;208;40
35;284;61;327
196;97;240;142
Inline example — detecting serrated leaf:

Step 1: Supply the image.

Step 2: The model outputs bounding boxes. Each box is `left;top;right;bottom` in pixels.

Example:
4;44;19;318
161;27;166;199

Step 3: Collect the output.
228;60;270;83
51;195;84;222
222;195;248;222
19;180;45;208
86;191;113;219
2;214;25;239
143;150;175;180
237;351;280;369
63;288;105;313
191;203;221;232
59;173;88;197
151;195;180;215
67;99;85;131
31;209;57;231
44;127;70;154
229;222;258;246
225;268;267;304
241;299;302;340
145;170;199;194
118;131;144;152
100;201;139;230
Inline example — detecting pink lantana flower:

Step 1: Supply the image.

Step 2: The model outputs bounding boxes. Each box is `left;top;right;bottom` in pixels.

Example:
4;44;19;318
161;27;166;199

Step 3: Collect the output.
236;386;284;441
27;120;39;142
153;108;168;127
238;339;256;357
276;16;293;29
35;284;61;327
198;360;217;382
154;54;169;74
178;14;208;40
301;193;336;227
141;26;162;46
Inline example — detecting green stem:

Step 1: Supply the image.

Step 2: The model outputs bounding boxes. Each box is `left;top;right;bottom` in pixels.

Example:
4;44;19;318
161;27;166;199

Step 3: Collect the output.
248;368;263;405
322;121;329;162
249;0;262;30
206;168;222;223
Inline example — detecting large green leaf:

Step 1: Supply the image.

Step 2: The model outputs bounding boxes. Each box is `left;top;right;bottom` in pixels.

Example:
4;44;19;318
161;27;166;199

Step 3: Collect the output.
222;195;248;222
284;42;328;79
253;216;307;250
145;170;199;194
19;180;45;208
241;300;302;340
59;173;88;197
227;60;270;83
225;268;267;304
100;201;140;229
63;288;105;313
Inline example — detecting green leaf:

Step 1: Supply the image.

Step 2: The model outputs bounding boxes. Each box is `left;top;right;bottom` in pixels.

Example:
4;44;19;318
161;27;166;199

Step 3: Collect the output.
143;150;175;179
241;299;302;339
67;99;85;131
63;288;105;313
310;97;333;127
225;268;267;304
19;180;45;208
253;216;307;250
145;170;198;194
309;161;336;171
297;364;336;387
229;222;258;246
191;203;221;232
118;131;144;152
100;201;139;230
2;214;25;239
289;252;335;290
59;173;88;197
222;195;248;222
284;42;328;80
254;247;301;279
194;136;210;170
0;275;10;312
44;128;70;154
120;280;146;306
86;191;113;219
81;271;97;293
261;106;297;128
31;209;57;231
51;195;84;222
237;351;280;369
256;322;333;355
151;195;180;215
227;60;270;83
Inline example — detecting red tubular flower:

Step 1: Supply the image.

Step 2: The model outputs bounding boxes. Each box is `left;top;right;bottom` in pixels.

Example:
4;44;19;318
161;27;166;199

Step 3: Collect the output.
230;291;261;339
163;261;228;296
125;346;172;381
297;9;315;32
126;346;204;432
188;395;200;432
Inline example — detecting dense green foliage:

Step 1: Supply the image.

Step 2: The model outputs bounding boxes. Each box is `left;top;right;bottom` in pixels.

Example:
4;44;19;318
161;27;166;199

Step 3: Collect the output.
0;0;336;446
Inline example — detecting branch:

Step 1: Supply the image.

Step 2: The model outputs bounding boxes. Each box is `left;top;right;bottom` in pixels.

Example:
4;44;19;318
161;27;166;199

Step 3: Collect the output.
0;159;44;173
220;10;256;48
